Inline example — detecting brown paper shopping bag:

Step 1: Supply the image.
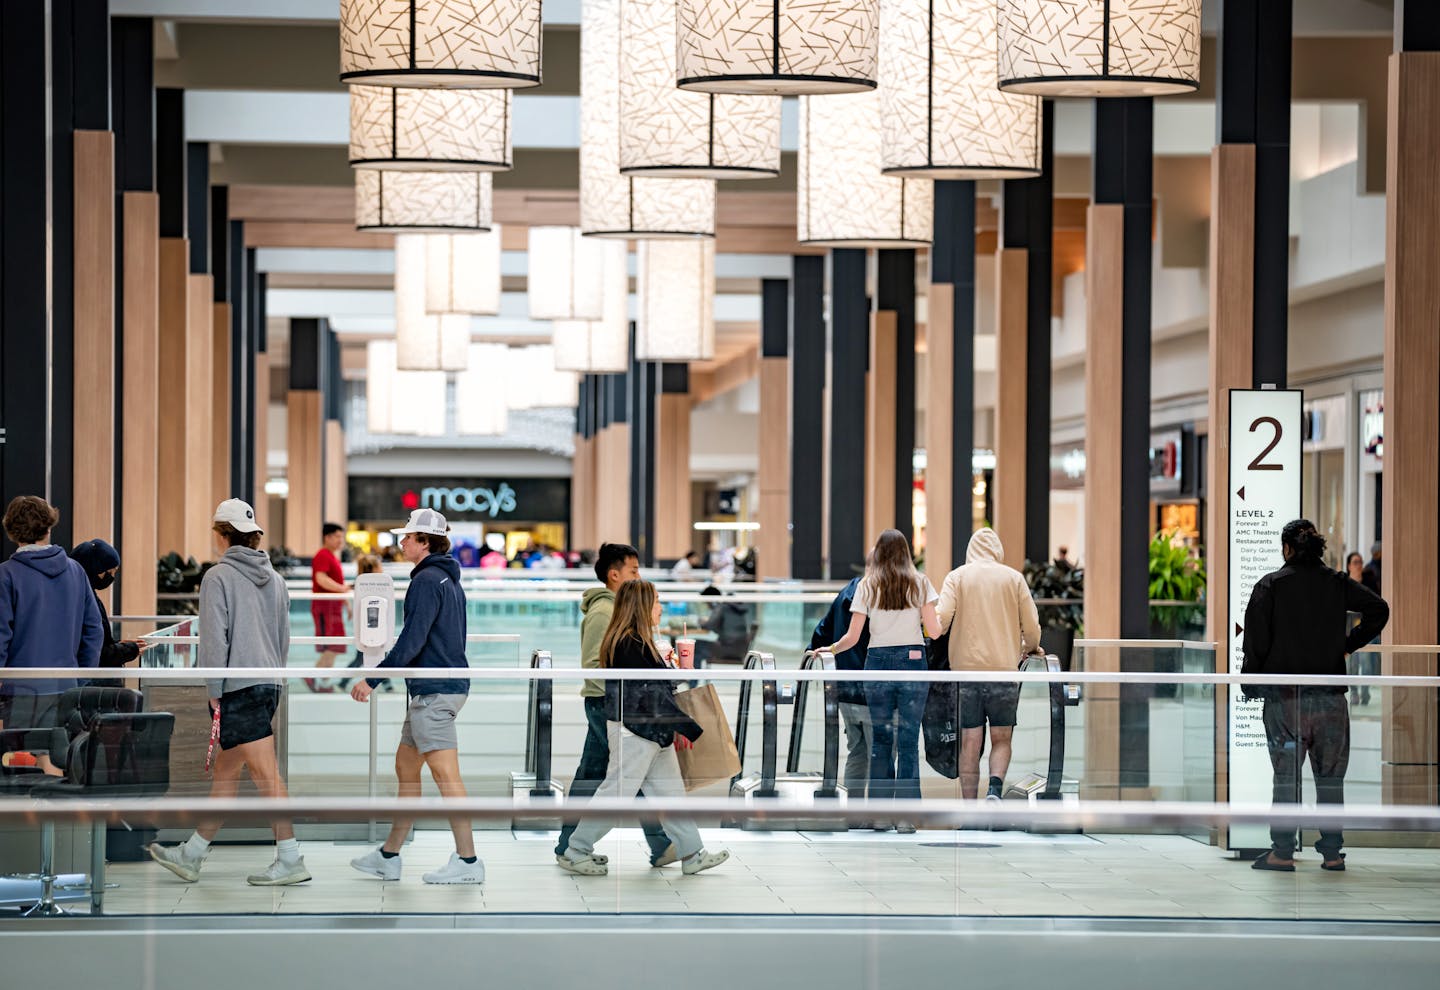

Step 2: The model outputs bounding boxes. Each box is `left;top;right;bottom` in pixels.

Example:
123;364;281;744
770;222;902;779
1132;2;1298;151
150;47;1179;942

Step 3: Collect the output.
672;684;741;791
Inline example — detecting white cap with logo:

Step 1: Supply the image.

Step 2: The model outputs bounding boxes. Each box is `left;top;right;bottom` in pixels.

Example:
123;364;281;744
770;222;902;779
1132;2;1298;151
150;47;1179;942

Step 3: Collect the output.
390;507;449;536
214;498;263;534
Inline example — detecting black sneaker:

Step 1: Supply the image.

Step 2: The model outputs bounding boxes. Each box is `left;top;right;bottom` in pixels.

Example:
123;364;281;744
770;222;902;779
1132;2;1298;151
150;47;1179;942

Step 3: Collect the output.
986;781;1004;802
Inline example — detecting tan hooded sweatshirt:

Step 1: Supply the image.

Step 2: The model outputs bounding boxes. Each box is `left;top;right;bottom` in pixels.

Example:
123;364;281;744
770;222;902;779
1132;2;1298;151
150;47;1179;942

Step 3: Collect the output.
936;528;1041;671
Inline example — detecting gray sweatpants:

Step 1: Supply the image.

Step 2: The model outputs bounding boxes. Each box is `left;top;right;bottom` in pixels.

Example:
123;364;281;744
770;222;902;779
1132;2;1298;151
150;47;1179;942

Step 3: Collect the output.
565;722;703;861
839;701;872;797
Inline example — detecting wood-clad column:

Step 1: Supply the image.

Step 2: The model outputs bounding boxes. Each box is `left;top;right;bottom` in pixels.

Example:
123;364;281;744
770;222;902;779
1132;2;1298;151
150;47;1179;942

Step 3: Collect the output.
790;256;826;579
285;319;325;554
593;371;631;546
1381;4;1440;806
154;88;189;558
210;186;232;507
1083;98;1155;799
324;420;347;525
571;376;596;552
876;249;917;546
756;279;791;580
184;275;215;559
864;313;897;548
73;129;116;544
993;244;1028;566
655;364;692;560
829;249;868;577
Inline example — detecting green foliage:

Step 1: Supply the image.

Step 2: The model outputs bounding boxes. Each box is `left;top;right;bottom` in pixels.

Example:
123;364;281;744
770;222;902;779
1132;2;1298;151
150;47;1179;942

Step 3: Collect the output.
1148;530;1206;602
1023;558;1084;635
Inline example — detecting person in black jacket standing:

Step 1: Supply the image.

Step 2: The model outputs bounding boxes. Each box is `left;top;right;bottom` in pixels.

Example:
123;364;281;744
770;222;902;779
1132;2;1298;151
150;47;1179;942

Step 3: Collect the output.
69;539;148;667
1243;519;1388;872
810;577;871;796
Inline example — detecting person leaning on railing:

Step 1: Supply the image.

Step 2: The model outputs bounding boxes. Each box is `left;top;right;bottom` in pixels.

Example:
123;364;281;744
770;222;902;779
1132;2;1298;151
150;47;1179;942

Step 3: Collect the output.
1243;519;1389;874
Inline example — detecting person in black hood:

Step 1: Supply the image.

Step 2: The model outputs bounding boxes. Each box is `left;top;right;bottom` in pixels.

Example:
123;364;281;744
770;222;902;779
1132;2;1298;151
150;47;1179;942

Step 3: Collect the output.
698;584;754;663
69;539;148;668
1243;519;1388;873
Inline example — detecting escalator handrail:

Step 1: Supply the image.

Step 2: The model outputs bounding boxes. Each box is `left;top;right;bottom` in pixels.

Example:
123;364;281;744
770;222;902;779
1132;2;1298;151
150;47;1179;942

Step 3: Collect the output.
525;650;554;793
731;650;777;792
786;651;841;797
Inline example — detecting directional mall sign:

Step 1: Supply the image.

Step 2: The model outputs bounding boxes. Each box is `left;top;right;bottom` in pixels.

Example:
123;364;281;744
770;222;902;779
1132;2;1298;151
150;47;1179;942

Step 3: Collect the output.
1226;388;1303;850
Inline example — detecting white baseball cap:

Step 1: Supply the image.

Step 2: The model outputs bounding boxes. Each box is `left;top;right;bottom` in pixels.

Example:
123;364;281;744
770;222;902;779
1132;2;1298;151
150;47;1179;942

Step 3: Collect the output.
214;498;262;534
390;507;449;536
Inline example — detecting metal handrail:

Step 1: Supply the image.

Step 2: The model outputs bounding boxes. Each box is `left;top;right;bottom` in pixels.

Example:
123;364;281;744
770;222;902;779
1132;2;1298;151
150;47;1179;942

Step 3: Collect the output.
731;650;777;794
785;650;840;798
524;650;553;796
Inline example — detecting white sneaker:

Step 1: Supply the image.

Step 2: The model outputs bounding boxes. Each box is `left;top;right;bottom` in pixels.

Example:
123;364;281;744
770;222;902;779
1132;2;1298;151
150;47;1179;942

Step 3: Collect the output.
247;857;312;886
350;848;402;881
423;853;486;885
149;842;204;883
984;793;1002;803
681;849;729;876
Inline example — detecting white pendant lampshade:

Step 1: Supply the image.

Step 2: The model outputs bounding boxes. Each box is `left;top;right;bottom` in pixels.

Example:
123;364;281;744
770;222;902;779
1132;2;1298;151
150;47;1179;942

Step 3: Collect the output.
395;234;471;371
506;345;580;410
455;343;511;436
620;0;781;178
636;239;714;362
339;0;542;89
527;227;611;321
675;0;879;95
356;170;492;232
366;339;446;435
880;0;1042;178
426;228;502;316
350;86;512;171
997;0;1201;97
552;236;629;373
798;93;933;247
581;0;716;237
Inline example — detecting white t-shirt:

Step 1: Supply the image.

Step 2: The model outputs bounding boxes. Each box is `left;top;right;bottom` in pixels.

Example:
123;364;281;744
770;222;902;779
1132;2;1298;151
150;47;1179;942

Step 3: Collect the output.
852;575;939;648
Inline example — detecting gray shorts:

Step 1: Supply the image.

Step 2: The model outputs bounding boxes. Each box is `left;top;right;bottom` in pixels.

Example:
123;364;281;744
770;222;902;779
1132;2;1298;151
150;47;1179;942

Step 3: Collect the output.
399;693;467;753
960;681;1021;730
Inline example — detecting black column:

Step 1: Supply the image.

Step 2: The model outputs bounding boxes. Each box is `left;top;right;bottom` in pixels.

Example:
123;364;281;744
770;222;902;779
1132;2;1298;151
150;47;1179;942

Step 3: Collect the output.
1218;0;1292;388
932;180;977;566
1095;97;1155;787
828;248;868;578
877;250;916;545
789;256;825;579
156;88;185;240
289;319;323;393
1024;102;1055;564
187;142;210;274
248;261;266;495
0;2;55;534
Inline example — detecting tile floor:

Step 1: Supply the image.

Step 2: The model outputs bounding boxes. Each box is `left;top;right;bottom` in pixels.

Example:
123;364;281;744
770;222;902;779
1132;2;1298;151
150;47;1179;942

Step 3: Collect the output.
94;828;1440;922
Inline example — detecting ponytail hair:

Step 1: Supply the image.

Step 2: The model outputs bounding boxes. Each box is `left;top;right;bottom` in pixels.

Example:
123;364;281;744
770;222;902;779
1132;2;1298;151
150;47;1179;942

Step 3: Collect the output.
1281;519;1327;564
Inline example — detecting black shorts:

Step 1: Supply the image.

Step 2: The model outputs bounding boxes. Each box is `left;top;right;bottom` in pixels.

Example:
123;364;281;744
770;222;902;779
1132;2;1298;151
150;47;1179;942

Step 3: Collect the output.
217;685;281;750
959;681;1021;730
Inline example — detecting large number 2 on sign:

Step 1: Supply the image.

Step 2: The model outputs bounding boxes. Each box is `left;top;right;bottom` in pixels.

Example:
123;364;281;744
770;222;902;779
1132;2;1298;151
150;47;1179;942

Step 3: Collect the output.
1247;417;1284;471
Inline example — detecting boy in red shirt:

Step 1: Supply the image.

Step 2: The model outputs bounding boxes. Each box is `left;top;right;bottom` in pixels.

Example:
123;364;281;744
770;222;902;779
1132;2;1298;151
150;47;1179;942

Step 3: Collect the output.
309;522;350;691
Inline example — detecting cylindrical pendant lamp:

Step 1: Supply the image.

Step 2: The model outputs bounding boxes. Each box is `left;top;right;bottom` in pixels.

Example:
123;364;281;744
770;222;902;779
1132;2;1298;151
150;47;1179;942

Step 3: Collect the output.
619;0;781;178
339;0;542;89
355;170;492;233
426;228;502;316
997;0;1201;97
798;93;933;247
636;239;714;362
366;339;446;435
675;0;879;95
552;236;630;374
581;0;716;238
395;234;471;371
880;0;1042;178
527;227;611;321
350;86;512;171
456;343;511;436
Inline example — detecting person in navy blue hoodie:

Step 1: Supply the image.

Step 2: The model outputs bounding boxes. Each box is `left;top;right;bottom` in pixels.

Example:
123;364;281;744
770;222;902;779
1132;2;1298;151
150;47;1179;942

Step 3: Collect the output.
348;508;484;885
809;577;872;797
0;496;103;728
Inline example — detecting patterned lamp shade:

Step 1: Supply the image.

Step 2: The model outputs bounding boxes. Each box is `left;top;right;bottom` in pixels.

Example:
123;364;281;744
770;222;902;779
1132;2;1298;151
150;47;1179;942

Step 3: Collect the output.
395;234;471;371
350;86;512;171
366;339;446;436
527;227;612;321
355;170;492;232
676;0;879;95
425;228;501;316
581;0;716;237
455;343;511;436
339;0;542;88
636;239;714;362
997;0;1201;97
552;237;630;373
880;0;1042;178
798;93;933;247
620;0;781;177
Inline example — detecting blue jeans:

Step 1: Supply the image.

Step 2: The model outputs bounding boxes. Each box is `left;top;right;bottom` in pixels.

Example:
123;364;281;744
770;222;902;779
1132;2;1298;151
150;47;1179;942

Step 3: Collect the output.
864;646;928;802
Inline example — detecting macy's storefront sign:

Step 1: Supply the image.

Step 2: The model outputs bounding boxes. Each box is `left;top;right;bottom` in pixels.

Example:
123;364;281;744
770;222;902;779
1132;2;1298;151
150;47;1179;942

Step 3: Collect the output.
411;483;518;518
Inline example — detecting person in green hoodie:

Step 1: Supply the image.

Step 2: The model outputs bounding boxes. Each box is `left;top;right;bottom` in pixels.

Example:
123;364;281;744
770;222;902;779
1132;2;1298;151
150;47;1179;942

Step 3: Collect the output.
553;543;676;867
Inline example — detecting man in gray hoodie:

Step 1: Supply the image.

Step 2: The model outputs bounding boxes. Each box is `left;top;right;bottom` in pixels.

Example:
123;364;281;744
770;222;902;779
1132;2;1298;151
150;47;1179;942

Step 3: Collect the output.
150;499;309;887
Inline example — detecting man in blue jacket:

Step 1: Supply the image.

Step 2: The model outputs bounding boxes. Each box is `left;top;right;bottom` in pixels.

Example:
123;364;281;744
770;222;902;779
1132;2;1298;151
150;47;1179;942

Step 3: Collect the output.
0;496;103;728
810;577;871;797
349;508;484;885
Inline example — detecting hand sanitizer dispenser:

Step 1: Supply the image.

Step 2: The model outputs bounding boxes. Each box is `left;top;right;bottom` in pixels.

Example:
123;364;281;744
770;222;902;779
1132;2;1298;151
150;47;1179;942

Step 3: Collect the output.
354;573;396;667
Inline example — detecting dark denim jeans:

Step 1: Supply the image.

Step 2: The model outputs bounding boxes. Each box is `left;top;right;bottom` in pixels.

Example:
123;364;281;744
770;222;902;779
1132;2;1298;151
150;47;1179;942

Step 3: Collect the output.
864;645;929;802
555;696;672;860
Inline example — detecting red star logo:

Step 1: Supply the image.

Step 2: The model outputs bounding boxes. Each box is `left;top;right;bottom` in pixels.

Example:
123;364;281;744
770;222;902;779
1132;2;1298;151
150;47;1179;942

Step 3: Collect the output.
401;489;420;511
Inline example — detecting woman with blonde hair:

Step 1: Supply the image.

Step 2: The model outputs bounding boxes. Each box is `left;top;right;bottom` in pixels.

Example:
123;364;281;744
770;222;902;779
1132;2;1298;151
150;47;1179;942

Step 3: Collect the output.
821;529;941;833
559;579;729;877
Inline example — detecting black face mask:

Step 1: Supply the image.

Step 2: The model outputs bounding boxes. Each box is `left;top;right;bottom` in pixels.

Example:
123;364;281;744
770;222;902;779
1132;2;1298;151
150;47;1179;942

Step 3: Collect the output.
90;574;116;591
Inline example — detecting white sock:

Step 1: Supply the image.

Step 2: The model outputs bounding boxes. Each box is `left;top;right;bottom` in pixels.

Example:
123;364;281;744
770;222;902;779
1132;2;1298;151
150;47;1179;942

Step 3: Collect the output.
183;833;211;857
276;838;301;863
